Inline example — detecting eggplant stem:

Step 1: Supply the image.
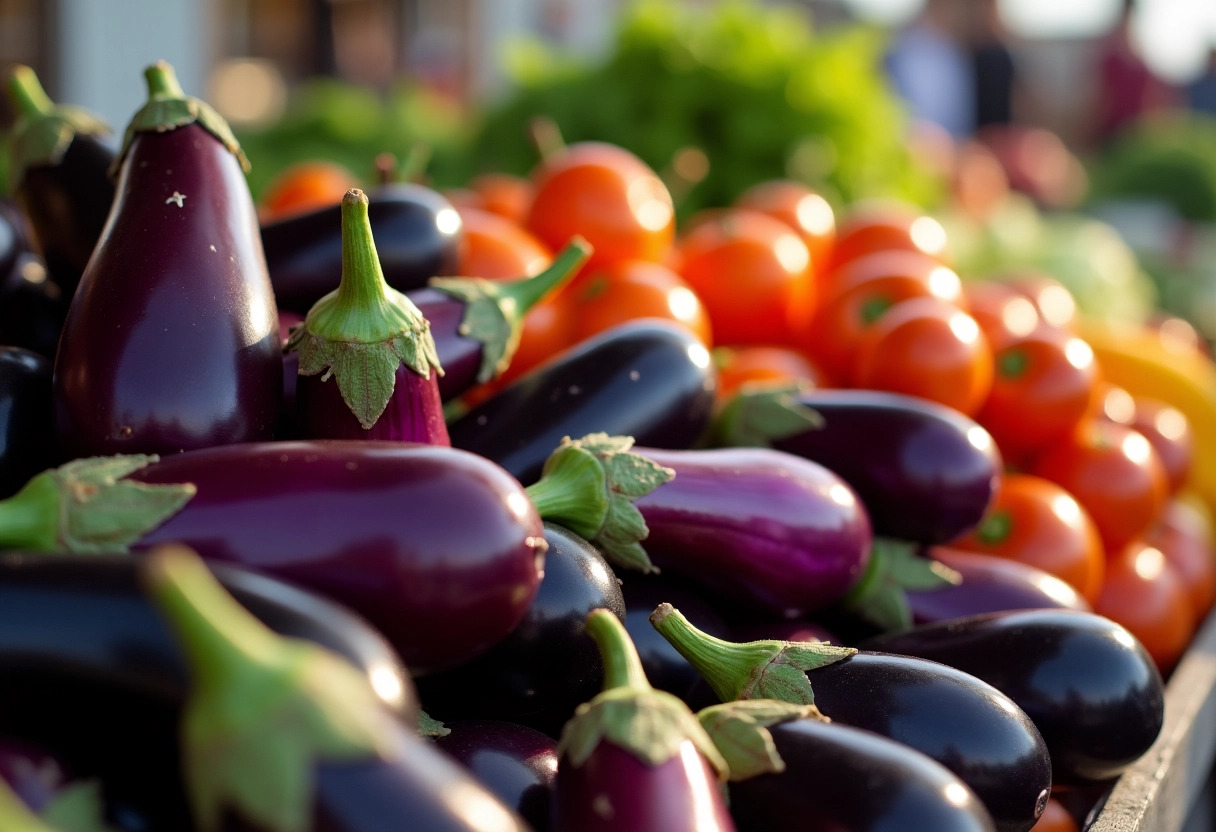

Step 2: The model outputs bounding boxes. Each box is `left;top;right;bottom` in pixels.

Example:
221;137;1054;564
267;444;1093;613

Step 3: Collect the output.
524;445;608;539
587;608;652;692
0;776;56;832
337;189;393;314
0;472;61;551
143;60;186;99
8;65;53;117
495;237;592;315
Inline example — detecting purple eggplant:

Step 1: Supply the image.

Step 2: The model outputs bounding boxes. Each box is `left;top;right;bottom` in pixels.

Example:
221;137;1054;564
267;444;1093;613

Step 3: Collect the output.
651;604;1052;832
448;320;717;484
0;347;57;498
264;182;463;314
286;188;448;444
0;441;546;674
552;608;734;832
859;609;1165;786
52;61;280;458
416;522;624;737
713;387;1002;543
433;720;558;831
0;252;66;360
0;742;125;831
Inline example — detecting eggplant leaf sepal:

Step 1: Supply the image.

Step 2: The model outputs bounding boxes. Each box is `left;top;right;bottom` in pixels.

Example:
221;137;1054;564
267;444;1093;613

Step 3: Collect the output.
6;64;111;187
40;780;121;832
839;538;962;634
697;700;827;781
709;382;823;448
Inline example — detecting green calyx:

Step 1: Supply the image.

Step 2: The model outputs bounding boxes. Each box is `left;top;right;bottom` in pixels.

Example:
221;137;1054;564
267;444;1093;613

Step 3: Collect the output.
976;511;1013;546
0;779;56;832
427;236;592;385
418;710;450;738
697;700;826;781
997;348;1030;379
141;545;396;832
0;771;118;832
708;382;823;448
557;609;729;779
0;455;195;554
6;65;110;190
648;603;856;706
286;189;444;430
524;433;674;573
112;60;249;178
839;538;962;633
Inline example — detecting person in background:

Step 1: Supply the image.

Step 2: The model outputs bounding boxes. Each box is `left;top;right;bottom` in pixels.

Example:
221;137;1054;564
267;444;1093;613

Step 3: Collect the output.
1093;0;1180;145
969;0;1018;129
884;0;975;140
1187;47;1216;117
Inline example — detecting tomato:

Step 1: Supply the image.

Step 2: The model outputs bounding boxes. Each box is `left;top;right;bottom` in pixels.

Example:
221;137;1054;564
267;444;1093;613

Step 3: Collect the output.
1031;798;1079;832
802;251;964;382
715;345;829;403
961;280;1040;345
493;290;578;387
1029;419;1169;554
734;179;836;281
677;208;814;347
566;259;712;346
1147;497;1216;621
1128;399;1193;495
1001;271;1078;331
822;200;949;277
455;208;552;281
1094;540;1195;673
947;473;1105;604
976;325;1098;463
526;141;674;270
259;160;360;222
850;297;993;417
469;172;534;225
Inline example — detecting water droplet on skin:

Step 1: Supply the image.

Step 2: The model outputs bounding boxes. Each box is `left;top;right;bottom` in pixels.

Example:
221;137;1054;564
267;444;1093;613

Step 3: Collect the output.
629;370;640;381
568;385;581;395
118;426;133;439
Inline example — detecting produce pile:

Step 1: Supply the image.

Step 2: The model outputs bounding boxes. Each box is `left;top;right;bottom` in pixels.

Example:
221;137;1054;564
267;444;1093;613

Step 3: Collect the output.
0;47;1212;832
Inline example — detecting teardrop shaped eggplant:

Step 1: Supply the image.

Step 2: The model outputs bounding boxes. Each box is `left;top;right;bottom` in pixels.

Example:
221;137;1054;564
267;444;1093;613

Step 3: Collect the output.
52;61;280;457
0;347;57;498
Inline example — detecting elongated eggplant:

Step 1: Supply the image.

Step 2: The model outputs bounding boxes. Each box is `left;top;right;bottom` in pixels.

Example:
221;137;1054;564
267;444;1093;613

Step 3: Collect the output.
448;320;717;484
265;182;463;314
859;609;1165;786
552;609;734;832
433;720;558;831
416;522;624;737
0;441;546;674
6;65;115;301
0;252;66;359
713;387;1002;543
0;347;57;498
53;61;280;458
651;604;1052;832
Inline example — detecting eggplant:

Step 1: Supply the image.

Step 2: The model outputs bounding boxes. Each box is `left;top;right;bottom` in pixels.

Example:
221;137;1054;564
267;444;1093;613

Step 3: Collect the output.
0;347;57;498
713;387;1002;543
286;189;448;444
858;609;1165;786
265;182;463;314
0;252;67;359
52;61;281;458
416;522;624;737
651;604;1052;832
552;609;734;832
0;441;546;674
6;65;116;301
0;741;125;831
433;720;558;831
448;320;717;484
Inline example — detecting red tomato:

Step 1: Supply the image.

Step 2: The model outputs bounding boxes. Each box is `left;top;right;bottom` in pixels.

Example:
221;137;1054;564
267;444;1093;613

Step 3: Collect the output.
1146;497;1216;621
1031;798;1079;832
566;259;712;346
715;345;829;403
1001;271;1079;331
1129;399;1193;495
961;280;1041;345
1094;540;1195;674
734;179;836;281
823;200;949;277
677;208;814;347
493;290;577;387
259;160;360;222
456;208;552;280
947;473;1105;604
850;297;994;417
1030;419;1169;554
469;172;534;225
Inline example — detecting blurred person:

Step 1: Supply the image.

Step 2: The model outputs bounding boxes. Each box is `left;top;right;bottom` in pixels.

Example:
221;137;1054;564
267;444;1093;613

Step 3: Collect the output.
1093;0;1180;144
1187;47;1216;117
884;0;976;140
968;0;1018;129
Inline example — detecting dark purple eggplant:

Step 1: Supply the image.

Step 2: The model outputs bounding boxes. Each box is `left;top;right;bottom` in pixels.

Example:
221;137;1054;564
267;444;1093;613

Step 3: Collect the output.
264;182;463;314
552;609;734;832
858;609;1165;786
52;61;280;458
713;386;1002;543
0;252;66;359
416;522;624;737
6;65;116;302
432;720;557;831
0;347;57;498
0;741;126;830
448;320;717;485
651;604;1052;832
286;189;448;444
0;440;546;674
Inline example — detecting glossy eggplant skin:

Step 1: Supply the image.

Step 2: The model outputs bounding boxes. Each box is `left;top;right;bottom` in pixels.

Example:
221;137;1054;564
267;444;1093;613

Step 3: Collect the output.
633;447;872;618
858;609;1165;786
264;184;462;314
416;523;624;737
433;720;558;832
729;718;996;832
0;347;57;498
129;441;546;674
296;362;450;444
448;320;717;485
53;124;281;458
411;286;484;401
807;652;1051;832
769;389;1001;544
0;252;67;359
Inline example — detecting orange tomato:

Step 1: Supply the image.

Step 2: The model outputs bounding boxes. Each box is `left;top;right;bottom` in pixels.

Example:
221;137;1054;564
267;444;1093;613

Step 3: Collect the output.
961;280;1041;345
1001;271;1079;331
1031;798;1079;832
1147;497;1216;621
822;200;949;277
1128;399;1193;495
469;172;534;225
566;259;712;346
715;345;829;403
259;160;361;222
1094;540;1195;673
493;290;578;388
456;208;552;281
734;179;836;281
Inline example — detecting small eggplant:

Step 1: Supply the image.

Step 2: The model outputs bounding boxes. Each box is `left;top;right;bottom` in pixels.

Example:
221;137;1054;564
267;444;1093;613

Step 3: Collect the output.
0;742;120;831
6;65;116;301
53;61;281;457
552;609;734;832
651;604;1052;832
286;189;448;444
0;252;66;360
416;522;624;737
858;609;1165;786
448;320;717;484
264;181;463;314
712;387;1001;543
433;720;558;831
0;347;57;498
0;441;546;674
